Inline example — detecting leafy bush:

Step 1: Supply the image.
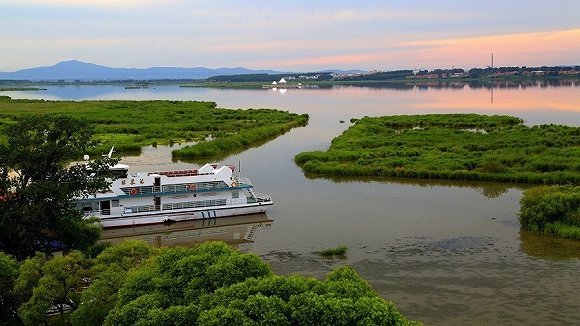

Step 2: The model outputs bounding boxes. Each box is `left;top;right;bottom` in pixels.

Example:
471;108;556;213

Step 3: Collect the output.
519;185;580;239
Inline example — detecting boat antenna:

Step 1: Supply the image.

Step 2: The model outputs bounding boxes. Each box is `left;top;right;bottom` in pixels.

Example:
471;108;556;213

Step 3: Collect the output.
238;160;241;180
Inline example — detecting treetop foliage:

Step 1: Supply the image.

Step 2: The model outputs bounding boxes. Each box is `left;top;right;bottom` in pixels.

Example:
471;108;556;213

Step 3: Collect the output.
0;114;118;259
3;240;419;325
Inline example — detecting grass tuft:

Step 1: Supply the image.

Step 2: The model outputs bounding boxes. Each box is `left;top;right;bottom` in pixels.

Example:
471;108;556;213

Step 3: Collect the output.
317;245;348;258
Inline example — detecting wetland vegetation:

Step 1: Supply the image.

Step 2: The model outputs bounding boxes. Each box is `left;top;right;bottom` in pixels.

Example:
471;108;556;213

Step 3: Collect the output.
296;113;580;240
295;114;580;185
0;96;308;159
519;186;580;240
317;245;348;258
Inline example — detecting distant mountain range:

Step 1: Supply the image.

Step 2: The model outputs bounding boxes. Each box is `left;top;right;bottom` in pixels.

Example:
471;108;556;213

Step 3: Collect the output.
0;60;366;81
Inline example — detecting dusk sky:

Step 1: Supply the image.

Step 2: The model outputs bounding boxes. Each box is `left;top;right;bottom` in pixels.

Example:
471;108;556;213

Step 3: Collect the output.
1;0;579;72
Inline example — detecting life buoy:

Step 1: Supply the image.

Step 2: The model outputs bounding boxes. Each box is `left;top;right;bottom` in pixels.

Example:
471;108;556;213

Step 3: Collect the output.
130;188;138;195
231;181;237;187
188;184;196;191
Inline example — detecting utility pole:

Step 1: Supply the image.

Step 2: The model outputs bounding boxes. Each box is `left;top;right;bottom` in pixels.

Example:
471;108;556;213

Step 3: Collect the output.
491;53;494;69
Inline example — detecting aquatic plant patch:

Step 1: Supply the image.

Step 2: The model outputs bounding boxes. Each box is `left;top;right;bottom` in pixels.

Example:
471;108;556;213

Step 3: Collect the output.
295;114;580;184
519;185;580;240
317;245;348;258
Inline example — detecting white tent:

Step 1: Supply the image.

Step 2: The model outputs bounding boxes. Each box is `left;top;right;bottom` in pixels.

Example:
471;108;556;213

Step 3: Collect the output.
279;78;287;84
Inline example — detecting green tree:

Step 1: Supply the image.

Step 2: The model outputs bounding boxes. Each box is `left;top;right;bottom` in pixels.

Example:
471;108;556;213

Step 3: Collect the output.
0;115;118;259
104;241;419;325
5;240;419;325
71;240;159;326
0;252;20;323
17;251;91;325
105;242;274;325
202;266;417;325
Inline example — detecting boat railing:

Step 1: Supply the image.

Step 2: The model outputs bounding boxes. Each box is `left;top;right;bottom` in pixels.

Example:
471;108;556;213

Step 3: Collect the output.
125;205;157;214
121;186;154;195
87;205;159;217
252;192;272;203
150;169;199;177
237;178;253;187
122;181;231;196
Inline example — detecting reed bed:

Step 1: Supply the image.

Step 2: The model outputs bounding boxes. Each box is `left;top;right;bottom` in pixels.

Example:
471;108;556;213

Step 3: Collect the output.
0;96;308;159
295;114;580;185
520;185;580;240
317;245;348;258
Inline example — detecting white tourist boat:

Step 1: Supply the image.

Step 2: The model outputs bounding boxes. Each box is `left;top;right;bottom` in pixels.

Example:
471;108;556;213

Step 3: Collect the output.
76;158;273;228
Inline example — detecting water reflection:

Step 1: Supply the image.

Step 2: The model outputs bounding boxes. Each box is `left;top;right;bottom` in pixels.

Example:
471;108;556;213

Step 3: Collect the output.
519;230;580;260
337;79;579;90
100;213;273;251
304;173;518;199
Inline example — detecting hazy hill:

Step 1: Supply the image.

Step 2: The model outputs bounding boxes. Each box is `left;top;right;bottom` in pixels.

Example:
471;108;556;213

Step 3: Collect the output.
0;60;284;81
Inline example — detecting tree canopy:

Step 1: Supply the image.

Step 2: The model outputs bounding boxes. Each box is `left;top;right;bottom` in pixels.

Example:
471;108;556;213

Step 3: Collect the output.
0;252;20;323
0;115;117;259
6;240;419;325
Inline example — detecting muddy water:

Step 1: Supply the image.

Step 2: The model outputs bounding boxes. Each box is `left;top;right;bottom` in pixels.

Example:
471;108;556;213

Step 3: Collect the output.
5;83;580;324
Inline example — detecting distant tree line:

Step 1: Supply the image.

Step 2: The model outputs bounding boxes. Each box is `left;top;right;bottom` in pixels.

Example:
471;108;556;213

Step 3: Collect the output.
336;70;414;81
334;66;580;81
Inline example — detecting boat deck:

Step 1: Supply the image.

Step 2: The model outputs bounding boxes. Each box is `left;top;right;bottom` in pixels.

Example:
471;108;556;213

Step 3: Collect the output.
150;170;199;177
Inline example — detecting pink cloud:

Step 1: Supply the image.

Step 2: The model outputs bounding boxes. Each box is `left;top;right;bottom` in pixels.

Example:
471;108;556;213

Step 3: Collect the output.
245;29;580;70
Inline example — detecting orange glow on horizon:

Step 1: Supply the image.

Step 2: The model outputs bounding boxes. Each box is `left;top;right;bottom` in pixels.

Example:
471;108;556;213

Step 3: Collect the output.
261;29;580;70
400;29;580;67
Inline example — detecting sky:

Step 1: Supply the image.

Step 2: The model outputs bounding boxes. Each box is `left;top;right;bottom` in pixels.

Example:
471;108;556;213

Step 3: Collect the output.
1;0;579;72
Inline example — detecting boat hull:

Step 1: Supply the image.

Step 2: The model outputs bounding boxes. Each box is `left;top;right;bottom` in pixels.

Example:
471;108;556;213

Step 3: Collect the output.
94;202;273;228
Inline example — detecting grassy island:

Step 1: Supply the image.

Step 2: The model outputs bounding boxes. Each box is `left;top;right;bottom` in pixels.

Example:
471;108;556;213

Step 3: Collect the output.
295;114;580;184
0;96;308;159
0;87;46;91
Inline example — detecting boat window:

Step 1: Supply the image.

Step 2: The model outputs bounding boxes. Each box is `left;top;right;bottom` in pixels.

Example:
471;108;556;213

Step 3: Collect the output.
112;200;120;207
109;169;128;178
232;191;239;198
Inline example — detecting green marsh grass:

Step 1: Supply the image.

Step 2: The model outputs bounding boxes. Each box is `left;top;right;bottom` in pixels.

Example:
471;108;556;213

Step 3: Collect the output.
317;245;348;258
0;97;308;159
519;185;580;240
295;114;580;185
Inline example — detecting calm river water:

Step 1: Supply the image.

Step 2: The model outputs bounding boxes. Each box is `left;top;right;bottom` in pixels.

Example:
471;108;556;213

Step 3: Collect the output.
6;83;580;325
